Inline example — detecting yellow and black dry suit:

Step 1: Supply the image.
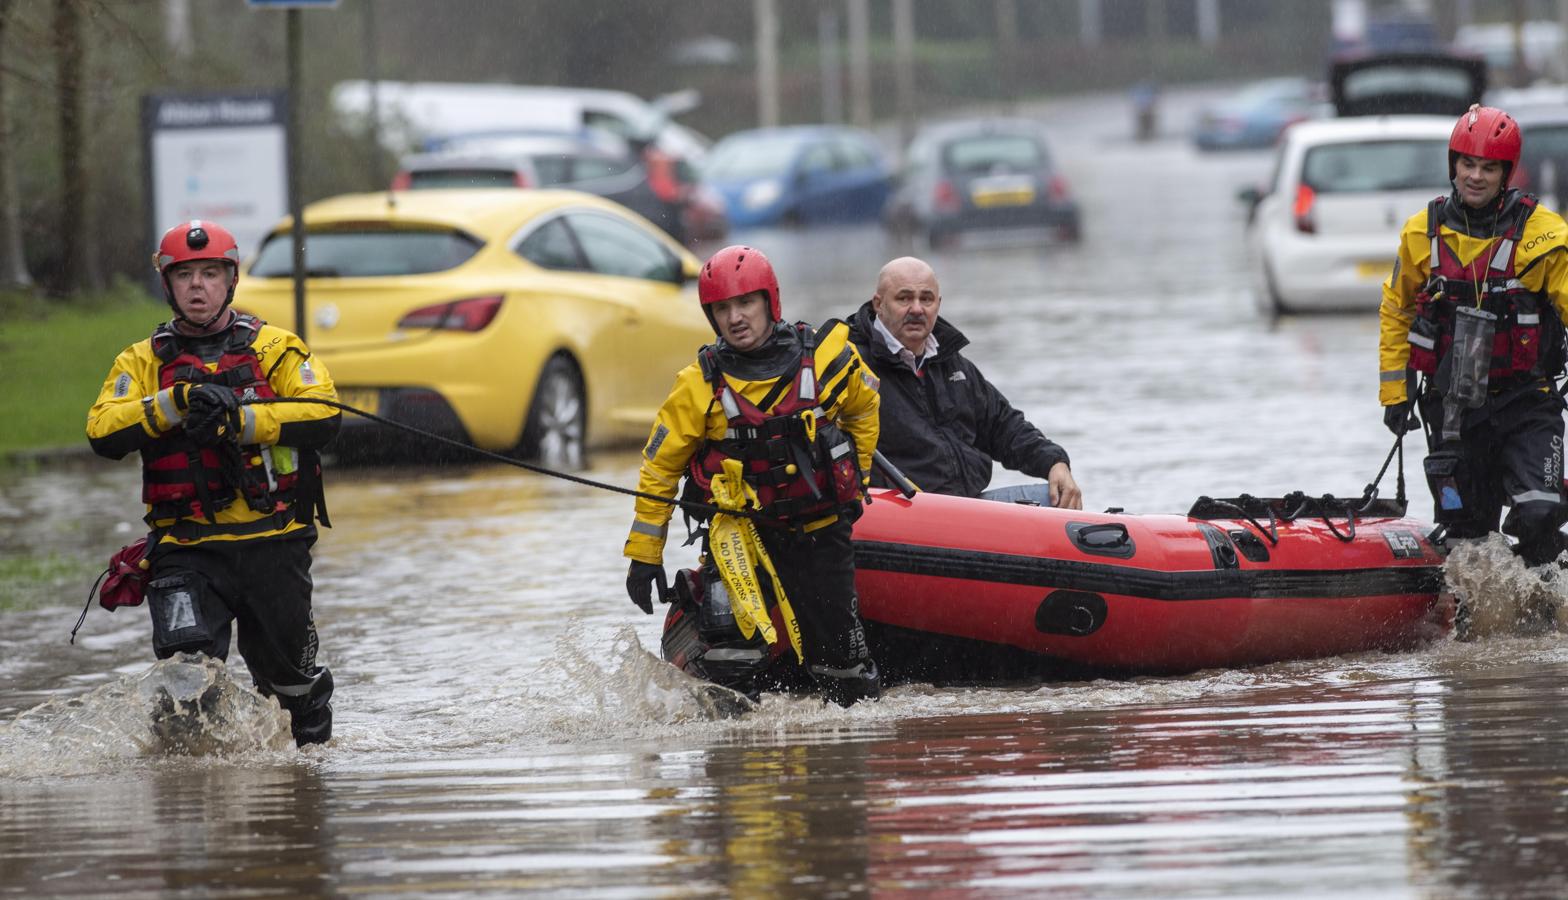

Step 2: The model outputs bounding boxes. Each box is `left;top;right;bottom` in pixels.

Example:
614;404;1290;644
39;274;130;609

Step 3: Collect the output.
1379;189;1568;562
625;320;881;700
86;314;341;746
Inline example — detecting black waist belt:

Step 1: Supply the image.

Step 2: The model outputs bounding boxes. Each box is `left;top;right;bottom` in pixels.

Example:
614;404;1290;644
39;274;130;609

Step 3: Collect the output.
164;507;296;542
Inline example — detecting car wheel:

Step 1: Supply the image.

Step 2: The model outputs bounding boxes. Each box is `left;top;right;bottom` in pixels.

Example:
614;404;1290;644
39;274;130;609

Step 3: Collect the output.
518;355;586;469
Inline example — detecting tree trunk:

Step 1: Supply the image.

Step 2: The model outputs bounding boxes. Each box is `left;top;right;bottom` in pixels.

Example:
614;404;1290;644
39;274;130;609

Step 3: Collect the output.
0;0;32;289
54;0;84;297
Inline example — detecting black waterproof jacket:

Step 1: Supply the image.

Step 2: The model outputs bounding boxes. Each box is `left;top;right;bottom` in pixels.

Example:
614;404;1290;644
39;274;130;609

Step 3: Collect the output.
845;301;1069;498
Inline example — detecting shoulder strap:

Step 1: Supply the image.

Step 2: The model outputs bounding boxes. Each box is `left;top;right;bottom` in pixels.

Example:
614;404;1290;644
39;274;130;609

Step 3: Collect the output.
150;322;181;363
696;344;720;384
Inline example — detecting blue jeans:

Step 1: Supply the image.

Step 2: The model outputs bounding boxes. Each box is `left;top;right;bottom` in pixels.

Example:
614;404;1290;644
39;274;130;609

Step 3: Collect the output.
979;483;1054;506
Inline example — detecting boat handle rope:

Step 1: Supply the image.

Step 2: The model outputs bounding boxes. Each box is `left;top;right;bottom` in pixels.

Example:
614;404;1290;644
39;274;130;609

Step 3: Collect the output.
1281;491;1357;543
1195;494;1279;546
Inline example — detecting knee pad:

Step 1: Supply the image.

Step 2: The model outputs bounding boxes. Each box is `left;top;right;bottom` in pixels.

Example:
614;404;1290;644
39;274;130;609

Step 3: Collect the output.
147;571;217;658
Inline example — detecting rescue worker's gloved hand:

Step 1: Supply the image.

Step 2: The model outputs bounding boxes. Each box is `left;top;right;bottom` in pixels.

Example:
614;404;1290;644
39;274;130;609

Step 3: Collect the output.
626;561;663;615
185;384;240;446
1383;401;1418;435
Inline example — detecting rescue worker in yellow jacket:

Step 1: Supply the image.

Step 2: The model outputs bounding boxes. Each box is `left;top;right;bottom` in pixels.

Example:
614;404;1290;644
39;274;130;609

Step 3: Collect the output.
1379;105;1568;567
624;245;883;706
86;220;341;747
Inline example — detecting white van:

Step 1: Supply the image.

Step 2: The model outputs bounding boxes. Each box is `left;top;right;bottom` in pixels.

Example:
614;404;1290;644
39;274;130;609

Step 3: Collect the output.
330;80;710;161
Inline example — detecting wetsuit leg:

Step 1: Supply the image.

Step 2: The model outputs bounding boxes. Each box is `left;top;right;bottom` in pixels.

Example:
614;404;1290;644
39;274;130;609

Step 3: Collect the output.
223;536;334;746
759;518;881;706
1418;392;1505;539
146;548;236;661
1497;391;1568;566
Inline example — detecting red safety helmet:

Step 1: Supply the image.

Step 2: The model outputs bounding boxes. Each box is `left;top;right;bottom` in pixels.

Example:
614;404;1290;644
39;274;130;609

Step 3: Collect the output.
152;220;242;321
1448;104;1522;186
698;245;780;332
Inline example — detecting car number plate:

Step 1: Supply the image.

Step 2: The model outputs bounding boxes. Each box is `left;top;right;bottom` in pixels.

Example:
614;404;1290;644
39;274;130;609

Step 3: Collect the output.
972;187;1036;208
1356;261;1392;280
335;387;380;416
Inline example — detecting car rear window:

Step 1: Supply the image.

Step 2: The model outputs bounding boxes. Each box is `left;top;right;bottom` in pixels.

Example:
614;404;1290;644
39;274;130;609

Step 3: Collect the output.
943;135;1044;173
1301;139;1449;193
249;229;482;278
407;169;520;189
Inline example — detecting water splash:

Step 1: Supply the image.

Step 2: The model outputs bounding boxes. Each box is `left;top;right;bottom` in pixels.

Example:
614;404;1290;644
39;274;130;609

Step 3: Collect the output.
1443;534;1567;639
0;654;293;777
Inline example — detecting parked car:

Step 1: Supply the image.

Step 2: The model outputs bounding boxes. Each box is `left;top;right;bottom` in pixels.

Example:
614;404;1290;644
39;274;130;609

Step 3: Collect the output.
232;189;710;464
1510;106;1568;209
885;118;1080;246
1193;77;1320;151
332;80;712;163
1326;50;1486;118
701;126;892;227
1241;116;1454;314
391;128;730;244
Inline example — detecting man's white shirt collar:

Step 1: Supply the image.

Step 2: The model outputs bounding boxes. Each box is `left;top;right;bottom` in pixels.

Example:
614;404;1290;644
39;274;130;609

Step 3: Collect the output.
873;315;939;373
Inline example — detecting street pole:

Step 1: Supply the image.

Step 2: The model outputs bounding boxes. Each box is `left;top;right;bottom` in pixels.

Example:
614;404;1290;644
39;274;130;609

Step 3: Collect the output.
892;0;915;148
287;7;306;341
819;7;843;124
755;0;779;128
847;0;871;129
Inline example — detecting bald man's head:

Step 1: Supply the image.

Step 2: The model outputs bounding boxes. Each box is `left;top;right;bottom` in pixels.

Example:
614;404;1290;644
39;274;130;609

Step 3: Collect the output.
872;257;941;354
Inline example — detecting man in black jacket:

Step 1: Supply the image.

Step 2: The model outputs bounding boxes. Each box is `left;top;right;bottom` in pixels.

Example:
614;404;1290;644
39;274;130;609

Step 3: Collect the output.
845;256;1082;506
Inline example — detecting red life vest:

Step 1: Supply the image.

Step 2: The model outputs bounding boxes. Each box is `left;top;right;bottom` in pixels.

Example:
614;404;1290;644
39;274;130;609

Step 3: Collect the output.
141;315;297;524
1407;193;1562;380
687;323;863;524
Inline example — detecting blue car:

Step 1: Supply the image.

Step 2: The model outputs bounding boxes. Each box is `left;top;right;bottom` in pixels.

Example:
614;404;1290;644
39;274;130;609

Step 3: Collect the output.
702;125;892;227
1193;77;1319;152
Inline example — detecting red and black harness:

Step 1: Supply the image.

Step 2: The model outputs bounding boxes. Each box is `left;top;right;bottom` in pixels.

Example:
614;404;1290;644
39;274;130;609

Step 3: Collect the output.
687;323;864;524
1408;193;1563;381
141;315;299;534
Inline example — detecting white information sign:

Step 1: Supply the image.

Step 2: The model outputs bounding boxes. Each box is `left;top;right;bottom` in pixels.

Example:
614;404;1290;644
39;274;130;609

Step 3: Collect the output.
143;92;288;264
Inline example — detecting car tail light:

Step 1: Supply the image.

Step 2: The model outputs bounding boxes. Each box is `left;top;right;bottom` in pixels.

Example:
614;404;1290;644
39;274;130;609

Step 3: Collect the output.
513;170;531;188
1293;184;1316;234
397;295;505;331
1047;174;1071;202
390;171;412;191
933;179;959;214
644;148;682;203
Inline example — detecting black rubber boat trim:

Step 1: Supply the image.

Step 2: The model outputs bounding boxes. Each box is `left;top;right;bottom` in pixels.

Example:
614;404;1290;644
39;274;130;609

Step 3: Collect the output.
853;540;1444;601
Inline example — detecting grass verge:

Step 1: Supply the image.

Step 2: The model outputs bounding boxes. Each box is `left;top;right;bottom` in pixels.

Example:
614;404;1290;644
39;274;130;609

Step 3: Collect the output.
0;552;91;612
0;284;168;458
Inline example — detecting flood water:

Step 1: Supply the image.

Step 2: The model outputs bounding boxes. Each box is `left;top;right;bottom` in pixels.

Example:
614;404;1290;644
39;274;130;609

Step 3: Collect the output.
6;89;1568;897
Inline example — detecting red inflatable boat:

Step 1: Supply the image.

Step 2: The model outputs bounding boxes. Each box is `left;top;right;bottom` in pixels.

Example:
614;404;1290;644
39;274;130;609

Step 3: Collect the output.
851;489;1451;681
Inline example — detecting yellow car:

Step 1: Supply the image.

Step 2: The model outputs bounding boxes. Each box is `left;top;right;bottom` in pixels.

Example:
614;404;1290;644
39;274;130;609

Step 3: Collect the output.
234;189;711;464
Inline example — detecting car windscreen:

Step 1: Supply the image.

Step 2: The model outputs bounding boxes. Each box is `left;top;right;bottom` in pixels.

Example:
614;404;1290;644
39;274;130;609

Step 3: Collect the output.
703;134;803;180
943;135;1045;174
408;169;519;189
249;228;482;278
1301;139;1450;193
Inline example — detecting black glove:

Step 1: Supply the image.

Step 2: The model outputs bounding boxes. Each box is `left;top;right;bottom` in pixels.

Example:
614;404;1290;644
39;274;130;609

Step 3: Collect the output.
1383;401;1417;436
626;561;663;615
185;383;240;446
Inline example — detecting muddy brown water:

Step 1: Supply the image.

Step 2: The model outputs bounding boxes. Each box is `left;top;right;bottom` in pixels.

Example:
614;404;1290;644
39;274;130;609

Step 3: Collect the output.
5;90;1568;897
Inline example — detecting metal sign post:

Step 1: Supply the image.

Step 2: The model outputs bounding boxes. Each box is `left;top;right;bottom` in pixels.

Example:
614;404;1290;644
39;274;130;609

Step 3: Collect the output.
249;0;339;339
